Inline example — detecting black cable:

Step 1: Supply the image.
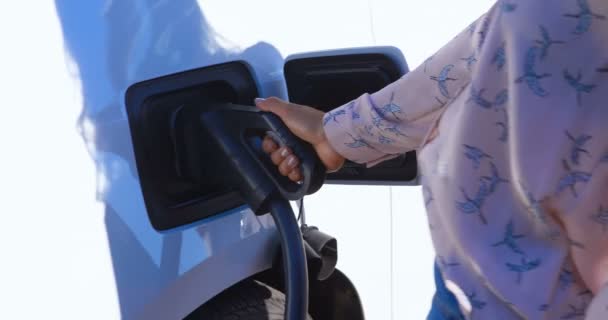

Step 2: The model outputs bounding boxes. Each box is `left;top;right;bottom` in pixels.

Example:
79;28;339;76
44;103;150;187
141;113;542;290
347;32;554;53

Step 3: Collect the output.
268;198;309;320
297;197;304;224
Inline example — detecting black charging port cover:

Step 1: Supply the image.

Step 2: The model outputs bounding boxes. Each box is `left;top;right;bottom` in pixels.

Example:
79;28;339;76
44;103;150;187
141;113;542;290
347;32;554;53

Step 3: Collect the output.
284;52;418;184
125;61;259;231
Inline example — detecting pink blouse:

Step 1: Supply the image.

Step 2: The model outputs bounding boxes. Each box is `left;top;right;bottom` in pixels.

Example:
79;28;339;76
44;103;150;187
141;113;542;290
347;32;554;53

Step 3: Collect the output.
323;1;608;318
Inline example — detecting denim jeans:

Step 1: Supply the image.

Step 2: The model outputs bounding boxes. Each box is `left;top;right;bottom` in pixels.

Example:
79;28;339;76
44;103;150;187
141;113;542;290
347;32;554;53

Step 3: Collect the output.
427;261;466;320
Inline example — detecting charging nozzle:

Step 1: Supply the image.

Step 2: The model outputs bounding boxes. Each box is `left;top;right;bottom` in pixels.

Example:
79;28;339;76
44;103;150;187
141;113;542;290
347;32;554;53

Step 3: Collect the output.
175;102;326;215
173;102;326;320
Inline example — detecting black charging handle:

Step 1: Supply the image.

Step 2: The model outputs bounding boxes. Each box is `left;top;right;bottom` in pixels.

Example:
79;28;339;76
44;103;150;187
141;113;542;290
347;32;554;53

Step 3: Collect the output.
188;103;326;215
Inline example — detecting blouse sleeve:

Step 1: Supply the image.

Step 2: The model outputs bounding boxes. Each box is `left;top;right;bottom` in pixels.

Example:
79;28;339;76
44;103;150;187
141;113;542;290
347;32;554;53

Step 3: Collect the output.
322;12;491;166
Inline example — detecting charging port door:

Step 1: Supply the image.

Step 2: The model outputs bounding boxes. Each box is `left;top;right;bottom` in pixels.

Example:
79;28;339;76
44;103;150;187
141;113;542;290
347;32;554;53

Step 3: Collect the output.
284;47;418;185
125;61;260;231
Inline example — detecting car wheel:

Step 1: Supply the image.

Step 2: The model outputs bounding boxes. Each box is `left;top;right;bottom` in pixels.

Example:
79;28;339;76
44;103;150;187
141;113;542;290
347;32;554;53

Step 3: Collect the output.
186;279;313;320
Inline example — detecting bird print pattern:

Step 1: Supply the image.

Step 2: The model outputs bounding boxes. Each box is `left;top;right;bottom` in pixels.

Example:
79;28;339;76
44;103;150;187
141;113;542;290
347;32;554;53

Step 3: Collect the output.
477;15;492;49
466;291;488;310
565;131;592;165
463;144;492;170
346;101;360;120
559;268;576;290
563;0;606;35
556;159;592;198
560;291;593;319
515;46;551;97
468;86;509;110
319;1;608;318
560;302;587;319
506;257;542;284
363;124;375;137
344;134;370;149
492;220;525;255
462;53;478;71
491;42;507;71
590;206;608;232
379;92;403;119
563;69;596;106
499;1;517;14
370;106;386;128
495;108;509;142
323;109;346;125
430;64;458;99
456;180;490;225
468;86;493;109
378;135;393;144
438;255;460;269
536;25;564;60
382;124;407;137
482;162;509;193
495;122;508;143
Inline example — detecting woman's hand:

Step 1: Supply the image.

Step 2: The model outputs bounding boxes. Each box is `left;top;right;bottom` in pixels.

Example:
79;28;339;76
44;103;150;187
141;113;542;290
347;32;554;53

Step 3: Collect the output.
255;97;345;182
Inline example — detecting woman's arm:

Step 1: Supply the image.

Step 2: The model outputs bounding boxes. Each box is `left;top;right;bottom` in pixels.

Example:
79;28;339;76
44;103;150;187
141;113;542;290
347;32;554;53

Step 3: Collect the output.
256;7;495;180
322;11;492;166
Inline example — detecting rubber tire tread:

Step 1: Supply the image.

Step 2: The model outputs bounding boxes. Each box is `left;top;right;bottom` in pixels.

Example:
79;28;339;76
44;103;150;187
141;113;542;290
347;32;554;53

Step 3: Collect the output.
188;279;313;320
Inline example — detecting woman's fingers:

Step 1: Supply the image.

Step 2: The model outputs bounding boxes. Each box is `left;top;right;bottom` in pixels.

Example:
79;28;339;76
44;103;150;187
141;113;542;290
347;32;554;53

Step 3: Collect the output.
262;136;278;153
279;154;299;176
255;97;326;146
288;168;302;182
255;97;291;120
256;97;345;172
263;134;302;182
270;146;291;166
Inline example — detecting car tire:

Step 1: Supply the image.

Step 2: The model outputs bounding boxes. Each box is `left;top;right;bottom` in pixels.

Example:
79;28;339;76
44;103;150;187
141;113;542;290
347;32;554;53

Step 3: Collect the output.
186;279;313;320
